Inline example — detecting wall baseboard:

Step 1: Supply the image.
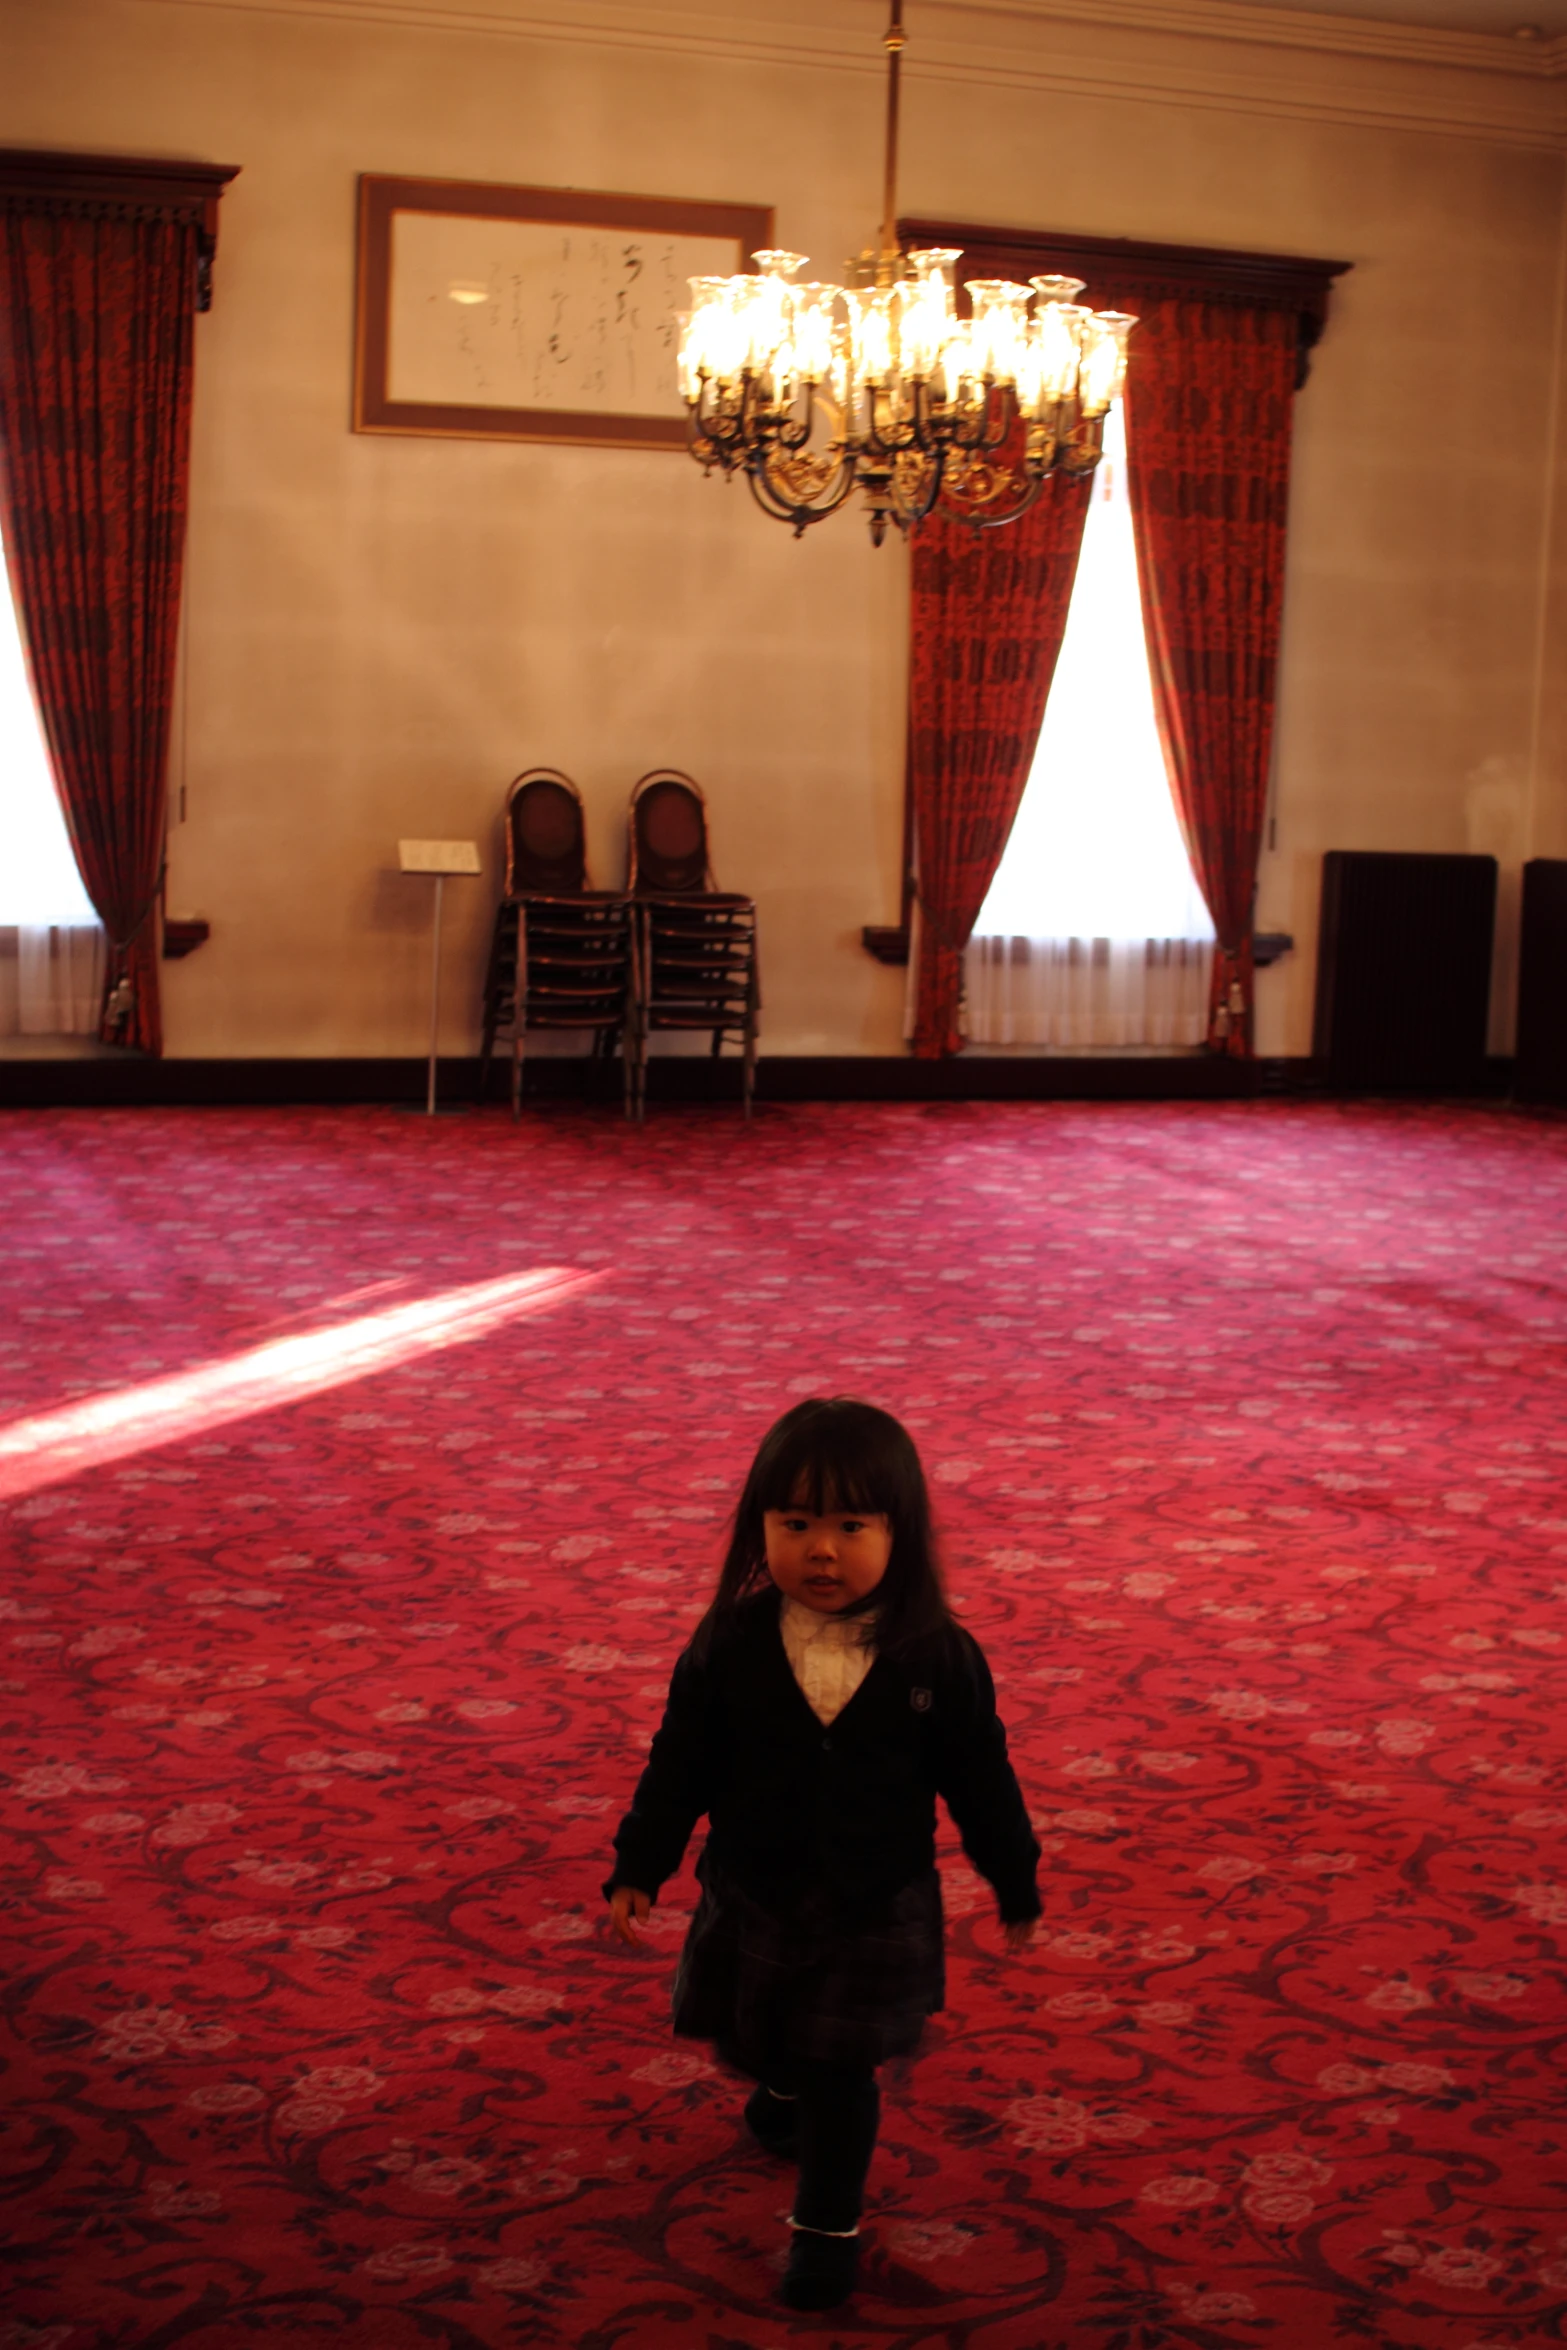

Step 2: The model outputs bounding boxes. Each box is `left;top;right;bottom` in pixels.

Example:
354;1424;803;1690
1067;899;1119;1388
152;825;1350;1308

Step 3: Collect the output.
0;1053;1524;1110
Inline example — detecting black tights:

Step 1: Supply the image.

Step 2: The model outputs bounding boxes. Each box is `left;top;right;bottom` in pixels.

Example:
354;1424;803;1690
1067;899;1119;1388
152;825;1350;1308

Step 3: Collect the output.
769;2059;880;2234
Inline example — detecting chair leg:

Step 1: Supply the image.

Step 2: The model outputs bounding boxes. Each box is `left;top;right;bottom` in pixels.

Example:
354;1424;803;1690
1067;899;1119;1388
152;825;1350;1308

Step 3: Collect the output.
477;902;521;1105
744;963;760;1119
632;910;649;1123
510;906;528;1121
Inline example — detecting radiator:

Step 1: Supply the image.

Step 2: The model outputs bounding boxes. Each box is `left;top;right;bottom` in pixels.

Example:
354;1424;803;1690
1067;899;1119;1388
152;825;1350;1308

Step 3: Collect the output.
1312;851;1496;1090
1516;858;1567;1107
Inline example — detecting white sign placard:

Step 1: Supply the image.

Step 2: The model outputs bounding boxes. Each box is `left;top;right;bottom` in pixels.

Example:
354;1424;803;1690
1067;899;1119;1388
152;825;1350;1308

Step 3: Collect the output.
399;839;481;876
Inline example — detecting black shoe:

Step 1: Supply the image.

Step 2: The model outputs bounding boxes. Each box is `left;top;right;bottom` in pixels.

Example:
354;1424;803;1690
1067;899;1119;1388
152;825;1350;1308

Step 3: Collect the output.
744;2084;799;2158
779;2226;859;2311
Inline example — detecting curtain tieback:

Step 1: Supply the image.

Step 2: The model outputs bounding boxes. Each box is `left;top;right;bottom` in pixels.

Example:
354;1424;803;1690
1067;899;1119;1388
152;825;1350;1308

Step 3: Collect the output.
1210;944;1249;1042
104;866;165;1031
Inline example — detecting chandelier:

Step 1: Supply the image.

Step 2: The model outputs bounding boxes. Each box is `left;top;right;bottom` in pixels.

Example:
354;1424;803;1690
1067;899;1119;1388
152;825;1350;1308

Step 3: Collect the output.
676;0;1135;543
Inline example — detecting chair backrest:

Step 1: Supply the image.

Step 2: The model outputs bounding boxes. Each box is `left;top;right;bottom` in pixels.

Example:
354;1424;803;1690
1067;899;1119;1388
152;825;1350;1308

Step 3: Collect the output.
504;770;588;896
628;770;713;894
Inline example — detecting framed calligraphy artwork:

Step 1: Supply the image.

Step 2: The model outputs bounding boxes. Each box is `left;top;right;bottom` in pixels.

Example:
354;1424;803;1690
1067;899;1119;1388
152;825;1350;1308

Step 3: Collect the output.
353;175;774;450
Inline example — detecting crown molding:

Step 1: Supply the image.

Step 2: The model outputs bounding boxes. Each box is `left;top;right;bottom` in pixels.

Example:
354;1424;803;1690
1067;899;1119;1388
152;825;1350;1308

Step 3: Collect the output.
957;0;1567;79
144;0;1567;145
914;21;1567;145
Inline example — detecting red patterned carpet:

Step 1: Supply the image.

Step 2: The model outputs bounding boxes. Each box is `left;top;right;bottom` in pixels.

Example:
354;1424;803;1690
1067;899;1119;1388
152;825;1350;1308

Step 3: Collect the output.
2;1098;1566;2350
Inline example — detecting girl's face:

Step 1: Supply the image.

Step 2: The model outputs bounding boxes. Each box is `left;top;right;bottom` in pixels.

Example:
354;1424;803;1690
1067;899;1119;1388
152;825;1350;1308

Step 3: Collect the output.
763;1505;893;1615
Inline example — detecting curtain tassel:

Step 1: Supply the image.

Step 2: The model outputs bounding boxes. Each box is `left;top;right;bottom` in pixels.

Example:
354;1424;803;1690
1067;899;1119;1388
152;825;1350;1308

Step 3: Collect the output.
1210;953;1248;1051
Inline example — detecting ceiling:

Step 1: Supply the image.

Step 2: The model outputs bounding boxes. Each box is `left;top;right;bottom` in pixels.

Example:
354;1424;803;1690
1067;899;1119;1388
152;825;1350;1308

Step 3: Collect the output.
1229;0;1566;40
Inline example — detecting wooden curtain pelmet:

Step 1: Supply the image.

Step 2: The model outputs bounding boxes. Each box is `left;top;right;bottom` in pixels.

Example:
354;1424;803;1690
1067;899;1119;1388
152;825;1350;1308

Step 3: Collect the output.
899;220;1349;388
0;151;238;309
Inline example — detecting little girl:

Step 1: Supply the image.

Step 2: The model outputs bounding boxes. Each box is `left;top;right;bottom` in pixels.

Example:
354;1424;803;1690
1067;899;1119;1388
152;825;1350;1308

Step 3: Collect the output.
605;1396;1040;2312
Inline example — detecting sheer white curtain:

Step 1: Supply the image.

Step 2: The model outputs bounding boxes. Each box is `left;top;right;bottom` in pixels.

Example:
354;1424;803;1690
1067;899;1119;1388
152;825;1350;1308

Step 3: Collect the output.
965;402;1214;1049
0;549;105;1036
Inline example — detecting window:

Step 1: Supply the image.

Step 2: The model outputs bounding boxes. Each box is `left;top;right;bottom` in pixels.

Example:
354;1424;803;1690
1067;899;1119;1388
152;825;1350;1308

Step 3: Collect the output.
1;541;104;1037
0;553;95;924
965;402;1214;1049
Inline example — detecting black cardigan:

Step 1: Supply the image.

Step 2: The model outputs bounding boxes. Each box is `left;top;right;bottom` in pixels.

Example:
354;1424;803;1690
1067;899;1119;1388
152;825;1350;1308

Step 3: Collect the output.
607;1592;1042;1925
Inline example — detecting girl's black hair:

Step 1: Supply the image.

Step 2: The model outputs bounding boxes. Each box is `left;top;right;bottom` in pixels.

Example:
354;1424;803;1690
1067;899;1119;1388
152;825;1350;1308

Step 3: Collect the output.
692;1397;953;1662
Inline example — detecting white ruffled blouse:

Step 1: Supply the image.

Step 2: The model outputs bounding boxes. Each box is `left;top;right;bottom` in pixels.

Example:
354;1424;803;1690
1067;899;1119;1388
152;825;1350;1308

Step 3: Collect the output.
779;1596;877;1726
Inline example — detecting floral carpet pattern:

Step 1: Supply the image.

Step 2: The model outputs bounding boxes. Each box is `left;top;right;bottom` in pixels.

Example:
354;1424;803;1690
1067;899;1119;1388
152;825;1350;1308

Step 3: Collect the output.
1;1098;1565;2350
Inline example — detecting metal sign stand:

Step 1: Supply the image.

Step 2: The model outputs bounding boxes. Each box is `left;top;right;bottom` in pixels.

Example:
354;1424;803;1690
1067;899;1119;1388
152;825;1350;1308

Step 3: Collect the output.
398;839;481;1115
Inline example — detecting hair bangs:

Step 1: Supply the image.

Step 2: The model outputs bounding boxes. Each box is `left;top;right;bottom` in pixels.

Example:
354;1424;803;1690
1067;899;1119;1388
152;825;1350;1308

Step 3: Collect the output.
751;1391;911;1522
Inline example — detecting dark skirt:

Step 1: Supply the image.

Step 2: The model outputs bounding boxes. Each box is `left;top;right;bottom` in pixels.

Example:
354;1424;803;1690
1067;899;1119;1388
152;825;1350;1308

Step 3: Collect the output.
671;1846;945;2079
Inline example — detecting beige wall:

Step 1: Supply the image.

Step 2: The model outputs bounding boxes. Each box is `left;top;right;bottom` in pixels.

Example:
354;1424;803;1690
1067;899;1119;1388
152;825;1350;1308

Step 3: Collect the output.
3;0;1565;1058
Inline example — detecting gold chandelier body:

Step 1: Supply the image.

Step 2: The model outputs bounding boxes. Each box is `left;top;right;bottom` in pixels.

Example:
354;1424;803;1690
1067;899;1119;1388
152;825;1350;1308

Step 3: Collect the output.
676;3;1135;542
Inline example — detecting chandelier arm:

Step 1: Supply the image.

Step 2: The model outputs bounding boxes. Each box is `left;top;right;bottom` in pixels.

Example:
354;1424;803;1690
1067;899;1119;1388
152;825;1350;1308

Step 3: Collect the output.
688;383;719;454
895;446;947;529
773;379;818;454
914;377;943;452
697;382;752;468
708;375;748;447
687;402;734;473
947;391;994;452
961;465;1054;531
982;382;1016;450
863;386;926;460
745;447;860;533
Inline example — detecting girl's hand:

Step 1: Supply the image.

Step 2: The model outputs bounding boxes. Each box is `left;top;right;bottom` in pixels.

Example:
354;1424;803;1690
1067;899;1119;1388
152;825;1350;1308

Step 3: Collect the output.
608;1885;652;1946
1003;1918;1037;1951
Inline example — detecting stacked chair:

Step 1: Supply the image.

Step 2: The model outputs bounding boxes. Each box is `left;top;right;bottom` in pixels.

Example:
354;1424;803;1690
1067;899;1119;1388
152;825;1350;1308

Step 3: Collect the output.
626;769;761;1121
476;769;635;1118
478;767;760;1119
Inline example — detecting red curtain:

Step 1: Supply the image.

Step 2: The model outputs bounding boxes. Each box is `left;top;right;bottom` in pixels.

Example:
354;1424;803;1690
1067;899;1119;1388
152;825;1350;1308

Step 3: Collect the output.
1124;298;1297;1056
0;203;200;1055
909;475;1091;1057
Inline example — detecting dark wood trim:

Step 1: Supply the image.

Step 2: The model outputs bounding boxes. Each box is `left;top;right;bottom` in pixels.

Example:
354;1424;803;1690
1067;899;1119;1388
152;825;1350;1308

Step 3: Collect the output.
897;710;915;937
0;149;240;310
353;174;773;448
162;919;210;961
861;707;916;965
900;217;1350;387
0;150;240;206
861;930;1295;973
0;1054;1524;1112
861;925;911;966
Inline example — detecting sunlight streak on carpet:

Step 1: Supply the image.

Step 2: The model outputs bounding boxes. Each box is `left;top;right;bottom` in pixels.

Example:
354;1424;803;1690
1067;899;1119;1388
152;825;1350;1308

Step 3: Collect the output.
0;1267;601;1497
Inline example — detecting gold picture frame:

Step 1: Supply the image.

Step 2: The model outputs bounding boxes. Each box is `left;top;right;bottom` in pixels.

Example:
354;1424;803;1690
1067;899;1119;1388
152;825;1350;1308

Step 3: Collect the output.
353;173;773;451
